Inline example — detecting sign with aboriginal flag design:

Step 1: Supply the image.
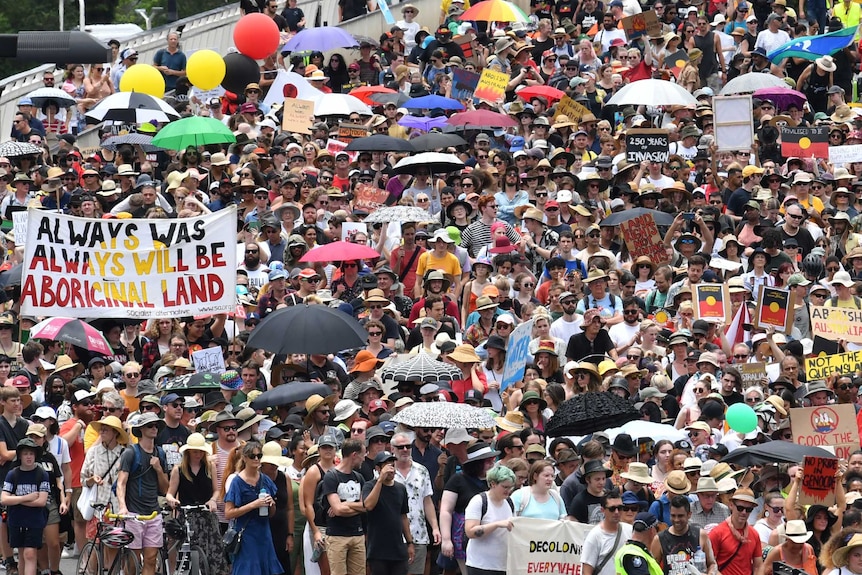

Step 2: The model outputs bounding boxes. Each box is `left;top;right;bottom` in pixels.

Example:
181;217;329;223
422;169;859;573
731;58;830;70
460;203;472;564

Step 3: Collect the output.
754;285;794;333
780;126;828;158
693;283;730;323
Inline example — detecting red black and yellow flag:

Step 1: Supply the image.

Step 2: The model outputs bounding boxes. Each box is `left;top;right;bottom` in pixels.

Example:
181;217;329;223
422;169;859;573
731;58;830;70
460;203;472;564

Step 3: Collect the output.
780;126;828;158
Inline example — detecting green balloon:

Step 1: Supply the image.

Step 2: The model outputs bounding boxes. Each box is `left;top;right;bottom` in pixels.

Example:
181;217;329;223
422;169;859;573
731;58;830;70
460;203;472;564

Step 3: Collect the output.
726;403;757;434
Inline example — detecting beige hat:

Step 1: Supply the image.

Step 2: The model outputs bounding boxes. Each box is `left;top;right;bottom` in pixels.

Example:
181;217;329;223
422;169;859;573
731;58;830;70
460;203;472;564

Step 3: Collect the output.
179;432;210;454
620;462;652;484
665;470;691;495
494;411;525;433
731;487;757;504
91;415;130;444
260;440;292;467
694;476;720;493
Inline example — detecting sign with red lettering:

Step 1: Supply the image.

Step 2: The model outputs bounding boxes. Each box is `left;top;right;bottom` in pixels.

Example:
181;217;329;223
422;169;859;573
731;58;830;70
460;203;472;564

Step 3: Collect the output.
353;183;391;213
791;404;859;461
810;305;862;343
506;516;590;575
618;213;668;265
800;456;839;506
754;285;794;333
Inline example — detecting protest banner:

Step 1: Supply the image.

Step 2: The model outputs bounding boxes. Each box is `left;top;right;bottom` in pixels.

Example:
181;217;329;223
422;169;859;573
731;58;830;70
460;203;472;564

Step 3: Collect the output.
556;96;591;125
810;305;862;344
625;129;669;163
12;210;28;245
806;350;862;380
754;285;794;333
506;516;589;575
191;347;226;374
829;144;862;166
341;222;367;241
20;208;238;318
800;455;839;506
502;319;534;391
621;10;660;39
781;126;829;157
353;183;391;213
694;283;731;323
738;362;767;387
451;68;480;101
474;68;509;102
714;95;754;152
618;212;668;265
280;98;315;134
791;404;859;459
337;123;369;143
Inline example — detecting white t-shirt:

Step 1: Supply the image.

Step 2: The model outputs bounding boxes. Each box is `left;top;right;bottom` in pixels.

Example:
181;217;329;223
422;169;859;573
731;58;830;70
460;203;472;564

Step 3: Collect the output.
594;28;628;53
464;492;513;571
643;175;675;191
581;522;634;575
755;28;791;54
550;315;583;343
608;321;640;348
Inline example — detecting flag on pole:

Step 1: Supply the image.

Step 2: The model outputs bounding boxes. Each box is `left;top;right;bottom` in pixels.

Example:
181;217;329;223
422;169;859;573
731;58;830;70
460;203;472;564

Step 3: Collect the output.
768;24;859;62
725;303;751;348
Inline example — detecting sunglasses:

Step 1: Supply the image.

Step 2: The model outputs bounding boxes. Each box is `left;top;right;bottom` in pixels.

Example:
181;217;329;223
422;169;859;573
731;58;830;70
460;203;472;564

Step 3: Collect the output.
247;453;263;459
604;505;623;512
736;505;756;513
144;423;161;430
142;404;160;411
219;425;238;431
393;444;413;450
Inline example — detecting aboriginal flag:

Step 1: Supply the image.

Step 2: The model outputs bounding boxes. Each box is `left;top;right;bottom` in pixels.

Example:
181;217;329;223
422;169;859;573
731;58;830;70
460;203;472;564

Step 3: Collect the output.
696;284;727;321
780;126;828;158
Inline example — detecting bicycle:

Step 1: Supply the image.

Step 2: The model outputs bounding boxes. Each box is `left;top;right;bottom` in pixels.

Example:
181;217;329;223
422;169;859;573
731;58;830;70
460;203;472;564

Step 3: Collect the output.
76;503;159;575
158;504;210;575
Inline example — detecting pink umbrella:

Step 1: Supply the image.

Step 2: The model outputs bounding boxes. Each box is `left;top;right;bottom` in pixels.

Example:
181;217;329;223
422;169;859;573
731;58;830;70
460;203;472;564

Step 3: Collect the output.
300;241;382;263
447;110;518;128
29;317;114;356
752;86;806;111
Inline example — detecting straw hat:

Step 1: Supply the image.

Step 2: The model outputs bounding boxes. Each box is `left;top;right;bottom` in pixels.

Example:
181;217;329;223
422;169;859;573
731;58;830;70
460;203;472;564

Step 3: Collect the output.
833;533;862;567
179;432;209;454
303;394;338;426
495;411;526;433
449;344;482;364
301;444;321;470
620;462;652;484
90;415;129;444
665;470;691;495
260;440;292;467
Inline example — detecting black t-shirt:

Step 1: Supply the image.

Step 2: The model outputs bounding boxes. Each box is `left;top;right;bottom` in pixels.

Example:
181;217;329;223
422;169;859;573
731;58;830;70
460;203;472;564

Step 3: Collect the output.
3;466;49;529
320;468;364;536
780;226;815;258
575;9;603;32
565;330;615;362
282;6;304;30
361;480;409;561
339;0;368;21
568;489;603;524
531;37;555;63
0;416;30;484
721;390;745;406
443;472;486;513
531;0;554;19
156;424;191;473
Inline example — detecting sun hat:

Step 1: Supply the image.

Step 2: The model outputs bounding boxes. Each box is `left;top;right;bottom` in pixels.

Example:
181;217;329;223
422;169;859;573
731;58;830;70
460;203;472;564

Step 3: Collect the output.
495;411;526;433
694;477;720;493
684;457;704;474
333;399;361;422
612;433;637;457
731;487;756;504
260;440;292;467
304;394;338;426
620;462;652;484
833;533;862;567
519;390;547;411
665;470;691;494
26;424;47;438
90;415;129;444
449;343;482;364
129;412;166;437
466;441;500;462
179;432;210;455
580;460;612;481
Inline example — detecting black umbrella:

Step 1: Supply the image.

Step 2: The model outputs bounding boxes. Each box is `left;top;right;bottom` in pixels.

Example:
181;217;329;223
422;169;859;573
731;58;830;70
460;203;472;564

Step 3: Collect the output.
409;132;468;152
380;353;463;382
345;135;415;153
600;207;675;227
250;381;333;409
246;304;368;355
545;391;640;437
721;441;835;467
0;264;22;289
161;372;224;394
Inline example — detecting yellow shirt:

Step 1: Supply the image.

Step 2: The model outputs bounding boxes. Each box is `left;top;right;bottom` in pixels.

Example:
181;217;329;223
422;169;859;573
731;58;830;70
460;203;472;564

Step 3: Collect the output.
416;250;462;280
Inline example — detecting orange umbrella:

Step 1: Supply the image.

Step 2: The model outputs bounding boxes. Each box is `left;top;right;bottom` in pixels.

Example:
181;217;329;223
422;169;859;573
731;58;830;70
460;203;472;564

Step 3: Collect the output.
349;85;396;105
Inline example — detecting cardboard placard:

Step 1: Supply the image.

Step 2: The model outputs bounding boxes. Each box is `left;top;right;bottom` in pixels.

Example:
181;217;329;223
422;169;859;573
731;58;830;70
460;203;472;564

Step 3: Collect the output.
618;212;669;265
810;305;862;343
501;319;533;391
800;456;838;506
341;222;368;241
754;285;794;333
738;362;767;388
714;95;754;152
191;347;226;375
556;96;592;125
280;99;315;134
12;210;28;245
353;183;390;212
791;404;859;460
474;68;510;103
625;129;669;163
454;34;476;60
829;144;862;166
621;10;660;40
451;68;480;101
806;350;862;381
781;126;829;158
693;283;731;323
337;123;369;143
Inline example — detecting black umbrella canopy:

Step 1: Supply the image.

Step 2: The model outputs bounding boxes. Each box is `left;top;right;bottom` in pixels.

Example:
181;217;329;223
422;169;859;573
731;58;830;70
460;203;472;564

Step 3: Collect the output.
246;304;368;355
250;381;333;409
545;391;640;437
409;132;468;152
721;441;836;467
345;135;415;153
600;207;675;227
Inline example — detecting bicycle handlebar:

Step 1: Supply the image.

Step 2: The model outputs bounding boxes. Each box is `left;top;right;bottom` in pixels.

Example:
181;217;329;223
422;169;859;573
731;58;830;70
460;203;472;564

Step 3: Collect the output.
106;511;159;521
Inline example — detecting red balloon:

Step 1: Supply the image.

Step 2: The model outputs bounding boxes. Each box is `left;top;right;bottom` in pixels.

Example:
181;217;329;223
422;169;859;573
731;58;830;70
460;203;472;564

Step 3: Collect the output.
233;13;280;60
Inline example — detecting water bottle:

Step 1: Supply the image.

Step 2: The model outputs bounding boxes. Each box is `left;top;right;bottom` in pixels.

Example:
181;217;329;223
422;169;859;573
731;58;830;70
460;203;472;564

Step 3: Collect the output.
259;488;269;517
693;546;707;574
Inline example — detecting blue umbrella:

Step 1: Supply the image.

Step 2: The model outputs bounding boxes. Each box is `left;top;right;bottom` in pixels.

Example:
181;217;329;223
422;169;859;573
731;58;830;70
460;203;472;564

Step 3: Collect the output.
398;115;449;131
281;28;357;53
404;95;465;110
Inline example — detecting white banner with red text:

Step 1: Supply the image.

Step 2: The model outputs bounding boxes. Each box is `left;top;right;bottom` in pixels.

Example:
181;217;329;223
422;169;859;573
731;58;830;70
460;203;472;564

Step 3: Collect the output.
506;517;590;575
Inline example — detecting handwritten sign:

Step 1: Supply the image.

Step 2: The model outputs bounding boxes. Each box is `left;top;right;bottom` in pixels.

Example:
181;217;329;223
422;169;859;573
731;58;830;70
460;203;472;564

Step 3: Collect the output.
738;362;767;388
829;144;862;166
754;285;794;333
451;68;480;101
506;517;590;575
20;208;237;318
781;126;829;158
618;213;668;265
806;350;862;380
474;68;510;102
791;404;859;460
191;347;226;375
626;129;669;163
337;123;369;143
810;305;862;344
12;210;28;244
281;98;315;134
694;283;731;323
621;10;660;39
353;183;390;213
502;319;534;391
341;222;367;241
800;456;838;506
556;96;591;125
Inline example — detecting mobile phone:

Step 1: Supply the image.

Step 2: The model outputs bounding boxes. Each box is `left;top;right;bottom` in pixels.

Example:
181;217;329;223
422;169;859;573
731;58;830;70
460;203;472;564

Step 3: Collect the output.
682;212;695;221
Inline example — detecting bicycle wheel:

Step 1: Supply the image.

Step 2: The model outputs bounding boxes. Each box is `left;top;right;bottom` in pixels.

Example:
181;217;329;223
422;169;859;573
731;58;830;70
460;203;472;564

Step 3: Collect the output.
107;547;141;575
190;547;209;575
75;542;101;575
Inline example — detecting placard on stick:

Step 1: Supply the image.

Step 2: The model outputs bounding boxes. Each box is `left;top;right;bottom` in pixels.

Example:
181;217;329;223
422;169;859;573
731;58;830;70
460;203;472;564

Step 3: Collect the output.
800;456;838;506
713;95;753;152
337;123;369;143
618;212;668;265
625;129;669;163
621;10;660;39
791;404;859;460
280;99;315;134
810;305;862;344
191;347;226;375
556;96;592;125
474;68;509;102
754;285;794;333
693;283;730;323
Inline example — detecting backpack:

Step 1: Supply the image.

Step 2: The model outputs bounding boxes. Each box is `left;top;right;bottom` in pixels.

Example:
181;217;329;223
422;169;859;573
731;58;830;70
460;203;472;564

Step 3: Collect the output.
829;295;862;309
479;491;514;518
111;444;167;498
513;486;563;517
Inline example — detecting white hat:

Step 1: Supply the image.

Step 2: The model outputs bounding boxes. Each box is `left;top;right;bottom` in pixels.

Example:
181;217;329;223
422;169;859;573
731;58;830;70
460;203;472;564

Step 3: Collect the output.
333;399;360;422
832;270;855;287
432;229;455;244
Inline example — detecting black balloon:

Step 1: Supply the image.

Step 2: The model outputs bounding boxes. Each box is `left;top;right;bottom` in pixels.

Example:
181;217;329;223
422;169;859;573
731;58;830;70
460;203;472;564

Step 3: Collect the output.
221;52;260;95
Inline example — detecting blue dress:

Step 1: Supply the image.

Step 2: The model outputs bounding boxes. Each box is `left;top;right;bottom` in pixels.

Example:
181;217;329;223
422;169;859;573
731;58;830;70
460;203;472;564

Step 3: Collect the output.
225;473;284;575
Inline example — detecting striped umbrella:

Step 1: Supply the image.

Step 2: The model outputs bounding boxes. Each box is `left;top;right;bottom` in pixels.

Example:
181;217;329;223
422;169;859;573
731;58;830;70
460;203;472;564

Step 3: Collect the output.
459;0;529;23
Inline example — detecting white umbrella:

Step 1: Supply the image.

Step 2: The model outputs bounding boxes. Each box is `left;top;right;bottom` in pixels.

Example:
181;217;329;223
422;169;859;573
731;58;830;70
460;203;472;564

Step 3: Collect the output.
262;71;323;108
392;152;464;175
606;79;698;107
25;87;76;109
720;73;787;95
86;92;180;124
313;93;372;117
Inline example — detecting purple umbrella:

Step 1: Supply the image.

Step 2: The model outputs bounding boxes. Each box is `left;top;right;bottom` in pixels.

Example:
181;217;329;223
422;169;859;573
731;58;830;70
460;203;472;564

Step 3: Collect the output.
399;115;449;131
753;86;807;111
281;28;357;52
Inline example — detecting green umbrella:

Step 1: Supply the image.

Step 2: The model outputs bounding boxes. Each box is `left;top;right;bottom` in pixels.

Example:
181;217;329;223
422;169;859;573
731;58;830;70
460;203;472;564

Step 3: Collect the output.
150;116;236;151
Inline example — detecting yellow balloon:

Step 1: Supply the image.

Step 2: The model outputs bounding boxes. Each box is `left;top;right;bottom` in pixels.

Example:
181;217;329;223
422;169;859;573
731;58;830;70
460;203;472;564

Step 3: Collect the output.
187;50;226;91
119;64;165;98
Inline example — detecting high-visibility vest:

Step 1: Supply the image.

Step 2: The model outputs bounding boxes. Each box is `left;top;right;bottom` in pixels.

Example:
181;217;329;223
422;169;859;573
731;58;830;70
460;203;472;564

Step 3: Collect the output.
614;542;664;575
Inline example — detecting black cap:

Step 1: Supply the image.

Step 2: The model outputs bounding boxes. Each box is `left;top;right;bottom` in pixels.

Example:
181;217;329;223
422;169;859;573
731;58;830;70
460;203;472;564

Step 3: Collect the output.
373;451;397;466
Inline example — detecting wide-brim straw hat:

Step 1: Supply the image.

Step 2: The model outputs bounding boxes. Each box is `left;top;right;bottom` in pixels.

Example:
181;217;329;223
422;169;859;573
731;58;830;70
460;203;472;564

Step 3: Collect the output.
449;344;481;364
91;415;129;444
303;394;338;426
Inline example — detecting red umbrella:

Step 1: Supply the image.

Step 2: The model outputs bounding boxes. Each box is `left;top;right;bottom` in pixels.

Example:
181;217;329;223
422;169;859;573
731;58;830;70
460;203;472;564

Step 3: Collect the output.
300;241;382;263
30;317;114;356
447;110;518;128
349;85;396;106
517;85;566;104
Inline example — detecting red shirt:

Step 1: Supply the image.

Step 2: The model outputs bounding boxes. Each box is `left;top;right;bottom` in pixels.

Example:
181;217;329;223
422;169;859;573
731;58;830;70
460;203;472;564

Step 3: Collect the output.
60;417;85;488
451;373;488;403
709;520;762;575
